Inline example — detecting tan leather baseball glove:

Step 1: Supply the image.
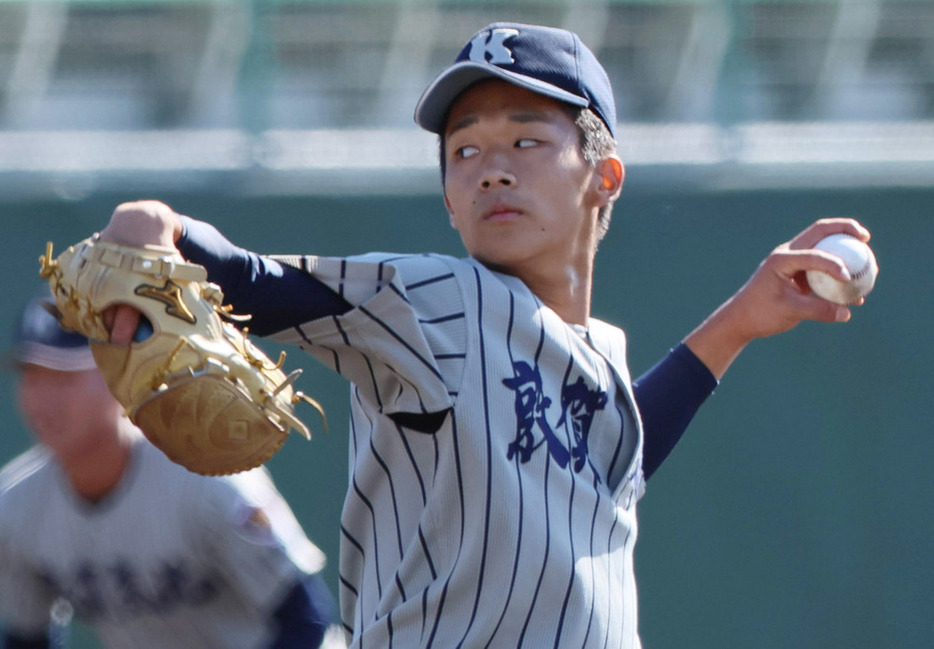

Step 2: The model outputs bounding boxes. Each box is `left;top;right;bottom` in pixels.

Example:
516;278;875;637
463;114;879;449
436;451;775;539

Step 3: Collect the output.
39;235;323;476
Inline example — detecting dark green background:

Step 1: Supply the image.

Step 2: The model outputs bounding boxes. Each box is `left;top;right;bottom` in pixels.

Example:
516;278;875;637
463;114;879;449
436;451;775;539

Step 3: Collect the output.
2;180;930;648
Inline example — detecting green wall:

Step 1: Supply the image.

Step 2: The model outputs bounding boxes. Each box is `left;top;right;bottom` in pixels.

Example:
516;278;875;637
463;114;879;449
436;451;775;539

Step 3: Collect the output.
1;183;930;648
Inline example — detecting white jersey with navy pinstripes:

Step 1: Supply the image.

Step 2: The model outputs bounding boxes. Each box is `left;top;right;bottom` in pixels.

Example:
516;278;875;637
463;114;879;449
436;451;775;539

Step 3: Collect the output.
0;437;326;649
271;252;645;649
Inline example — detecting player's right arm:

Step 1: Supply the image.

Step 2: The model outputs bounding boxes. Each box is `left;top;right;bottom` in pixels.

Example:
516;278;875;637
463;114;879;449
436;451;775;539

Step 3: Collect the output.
683;217;870;380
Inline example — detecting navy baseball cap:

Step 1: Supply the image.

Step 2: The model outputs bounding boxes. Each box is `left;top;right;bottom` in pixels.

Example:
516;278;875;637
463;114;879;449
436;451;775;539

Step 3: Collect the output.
7;294;96;372
414;22;617;139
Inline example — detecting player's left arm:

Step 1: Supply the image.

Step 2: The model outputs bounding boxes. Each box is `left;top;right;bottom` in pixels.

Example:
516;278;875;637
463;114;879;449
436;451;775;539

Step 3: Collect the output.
175;216;352;335
683;218;870;380
100;200;352;343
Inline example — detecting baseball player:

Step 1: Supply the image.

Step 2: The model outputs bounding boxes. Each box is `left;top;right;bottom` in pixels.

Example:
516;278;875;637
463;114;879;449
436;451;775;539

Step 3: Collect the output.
0;297;341;649
79;22;869;649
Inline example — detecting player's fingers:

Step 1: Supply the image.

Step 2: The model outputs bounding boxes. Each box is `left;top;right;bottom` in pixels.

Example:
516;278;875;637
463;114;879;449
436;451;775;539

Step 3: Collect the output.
787;217;870;250
106;304;142;346
801;294;852;323
763;272;852;323
768;247;852;283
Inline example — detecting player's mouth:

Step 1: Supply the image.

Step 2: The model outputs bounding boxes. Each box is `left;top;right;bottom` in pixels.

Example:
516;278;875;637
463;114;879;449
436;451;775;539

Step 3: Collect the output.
482;203;524;223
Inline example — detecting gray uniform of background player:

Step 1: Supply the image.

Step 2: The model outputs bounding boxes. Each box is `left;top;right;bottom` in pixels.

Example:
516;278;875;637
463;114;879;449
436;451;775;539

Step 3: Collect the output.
0;432;327;649
270;252;643;648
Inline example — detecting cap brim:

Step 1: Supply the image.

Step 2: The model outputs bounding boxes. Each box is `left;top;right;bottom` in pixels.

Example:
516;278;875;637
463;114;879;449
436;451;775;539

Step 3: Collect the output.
415;61;590;135
4;342;97;372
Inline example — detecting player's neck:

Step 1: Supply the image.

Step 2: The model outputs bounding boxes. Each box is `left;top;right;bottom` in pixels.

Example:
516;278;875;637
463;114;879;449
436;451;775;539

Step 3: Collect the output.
521;262;593;326
526;223;598;325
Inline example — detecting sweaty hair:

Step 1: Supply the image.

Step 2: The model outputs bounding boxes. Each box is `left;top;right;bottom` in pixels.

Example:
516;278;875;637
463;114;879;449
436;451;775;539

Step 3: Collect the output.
439;106;619;241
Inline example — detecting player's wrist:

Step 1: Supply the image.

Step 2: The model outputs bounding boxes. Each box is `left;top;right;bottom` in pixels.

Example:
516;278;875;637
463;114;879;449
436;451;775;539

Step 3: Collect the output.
683;298;757;380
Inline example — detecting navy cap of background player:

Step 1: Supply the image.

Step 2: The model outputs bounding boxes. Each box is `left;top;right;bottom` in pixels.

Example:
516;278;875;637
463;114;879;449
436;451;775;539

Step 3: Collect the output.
7;295;96;372
414;22;617;139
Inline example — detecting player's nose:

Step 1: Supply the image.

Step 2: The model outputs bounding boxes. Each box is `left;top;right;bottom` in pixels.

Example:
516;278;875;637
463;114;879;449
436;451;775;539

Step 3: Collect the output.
479;167;517;189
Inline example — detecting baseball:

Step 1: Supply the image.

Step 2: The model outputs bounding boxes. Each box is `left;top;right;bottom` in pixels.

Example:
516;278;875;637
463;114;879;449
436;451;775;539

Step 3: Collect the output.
805;234;878;305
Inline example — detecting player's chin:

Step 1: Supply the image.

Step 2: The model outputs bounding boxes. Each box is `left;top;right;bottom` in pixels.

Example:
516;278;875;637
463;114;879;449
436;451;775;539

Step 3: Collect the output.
467;236;534;267
470;249;528;276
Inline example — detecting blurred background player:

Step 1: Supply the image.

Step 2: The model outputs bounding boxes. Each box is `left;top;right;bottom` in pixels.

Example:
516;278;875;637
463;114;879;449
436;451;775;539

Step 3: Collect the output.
0;294;342;649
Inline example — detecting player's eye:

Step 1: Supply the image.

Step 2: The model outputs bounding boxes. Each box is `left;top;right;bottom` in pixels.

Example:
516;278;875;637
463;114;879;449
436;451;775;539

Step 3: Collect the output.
456;145;480;159
515;139;539;149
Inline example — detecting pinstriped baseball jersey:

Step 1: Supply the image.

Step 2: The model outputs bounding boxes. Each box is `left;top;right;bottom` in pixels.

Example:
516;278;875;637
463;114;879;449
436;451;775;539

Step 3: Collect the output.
0;437;326;649
271;252;645;648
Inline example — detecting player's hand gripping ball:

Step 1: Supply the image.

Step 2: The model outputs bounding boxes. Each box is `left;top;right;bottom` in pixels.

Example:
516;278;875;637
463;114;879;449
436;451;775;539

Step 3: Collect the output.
805;234;878;305
39;236;325;476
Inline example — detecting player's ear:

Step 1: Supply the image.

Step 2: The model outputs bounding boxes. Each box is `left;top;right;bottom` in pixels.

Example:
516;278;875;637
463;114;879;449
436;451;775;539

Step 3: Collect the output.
596;156;624;204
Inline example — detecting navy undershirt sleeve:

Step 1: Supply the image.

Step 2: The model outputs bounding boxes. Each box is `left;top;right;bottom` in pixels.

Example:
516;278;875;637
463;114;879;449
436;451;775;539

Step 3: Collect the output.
634;343;718;481
176;216;351;336
267;574;336;649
